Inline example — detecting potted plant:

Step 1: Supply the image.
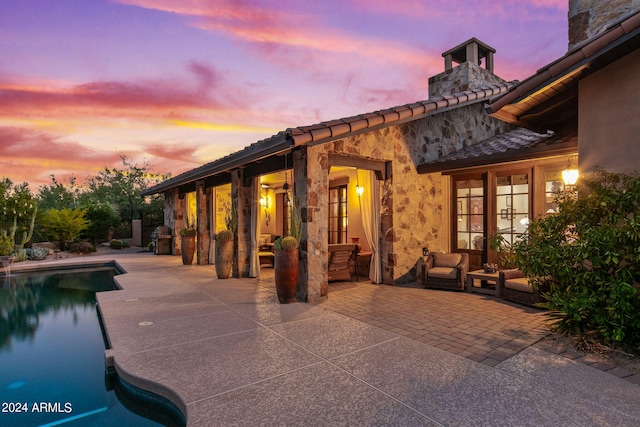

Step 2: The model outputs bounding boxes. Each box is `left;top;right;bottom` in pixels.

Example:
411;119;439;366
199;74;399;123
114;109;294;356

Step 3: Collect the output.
274;235;299;303
214;229;234;279
179;223;197;265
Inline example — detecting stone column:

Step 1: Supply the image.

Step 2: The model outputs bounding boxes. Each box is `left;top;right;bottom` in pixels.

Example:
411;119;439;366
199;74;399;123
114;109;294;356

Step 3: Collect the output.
164;188;177;255
195;180;210;265
380;163;394;284
174;191;186;256
231;169;252;277
295;146;329;302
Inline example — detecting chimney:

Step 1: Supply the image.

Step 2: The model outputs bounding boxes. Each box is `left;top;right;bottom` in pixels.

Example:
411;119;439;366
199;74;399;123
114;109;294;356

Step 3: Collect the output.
428;38;506;99
568;0;640;50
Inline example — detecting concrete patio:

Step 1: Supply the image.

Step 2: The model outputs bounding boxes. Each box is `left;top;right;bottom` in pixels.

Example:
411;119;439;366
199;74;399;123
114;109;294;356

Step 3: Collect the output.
10;252;640;426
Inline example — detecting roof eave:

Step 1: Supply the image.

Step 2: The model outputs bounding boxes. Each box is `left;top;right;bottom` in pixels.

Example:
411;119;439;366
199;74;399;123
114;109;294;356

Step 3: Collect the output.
488;11;640;121
417;139;578;174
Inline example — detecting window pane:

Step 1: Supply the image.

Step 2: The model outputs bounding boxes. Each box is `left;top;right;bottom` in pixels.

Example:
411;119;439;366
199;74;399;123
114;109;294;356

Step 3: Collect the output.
455;178;484;251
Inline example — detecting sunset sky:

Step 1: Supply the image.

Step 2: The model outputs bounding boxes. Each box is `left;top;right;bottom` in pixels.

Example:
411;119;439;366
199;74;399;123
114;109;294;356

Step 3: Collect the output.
1;0;569;189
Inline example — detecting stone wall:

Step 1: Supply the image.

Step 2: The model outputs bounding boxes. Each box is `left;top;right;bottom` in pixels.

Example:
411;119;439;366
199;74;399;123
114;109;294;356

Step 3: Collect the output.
428;62;507;98
403;103;513;166
302;102;512;289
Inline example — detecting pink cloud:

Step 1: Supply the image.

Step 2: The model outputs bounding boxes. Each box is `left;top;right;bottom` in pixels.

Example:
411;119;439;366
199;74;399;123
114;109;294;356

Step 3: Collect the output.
0;127;125;186
0;60;259;123
346;0;566;18
144;143;204;164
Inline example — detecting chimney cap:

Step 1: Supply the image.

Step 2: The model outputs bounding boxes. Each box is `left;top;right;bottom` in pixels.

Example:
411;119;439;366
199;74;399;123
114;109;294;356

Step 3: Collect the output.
442;37;496;62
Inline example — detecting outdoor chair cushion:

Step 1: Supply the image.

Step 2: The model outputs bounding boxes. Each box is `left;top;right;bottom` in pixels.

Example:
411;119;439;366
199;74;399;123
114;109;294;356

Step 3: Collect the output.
427;266;459;280
503;277;533;293
431;253;462;268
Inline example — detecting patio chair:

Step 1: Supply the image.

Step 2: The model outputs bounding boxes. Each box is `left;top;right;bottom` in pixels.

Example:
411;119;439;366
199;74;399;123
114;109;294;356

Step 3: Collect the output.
258;233;275;267
498;269;550;306
423;252;469;291
328;244;357;282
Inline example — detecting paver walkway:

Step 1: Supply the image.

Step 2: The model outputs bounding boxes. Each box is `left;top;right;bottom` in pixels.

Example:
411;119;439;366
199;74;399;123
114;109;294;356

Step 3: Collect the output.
318;280;549;367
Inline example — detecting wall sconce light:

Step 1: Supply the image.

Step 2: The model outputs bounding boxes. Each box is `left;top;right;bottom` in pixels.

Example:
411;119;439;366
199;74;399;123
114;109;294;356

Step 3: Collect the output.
260;195;268;208
356;185;364;197
260;187;271;226
422;247;430;257
562;155;579;189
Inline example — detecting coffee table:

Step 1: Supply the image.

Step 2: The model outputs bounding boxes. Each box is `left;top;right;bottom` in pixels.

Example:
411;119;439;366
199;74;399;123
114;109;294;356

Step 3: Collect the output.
466;270;501;296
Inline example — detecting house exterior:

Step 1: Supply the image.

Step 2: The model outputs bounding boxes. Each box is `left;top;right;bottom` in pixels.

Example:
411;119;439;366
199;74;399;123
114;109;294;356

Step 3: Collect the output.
143;0;639;303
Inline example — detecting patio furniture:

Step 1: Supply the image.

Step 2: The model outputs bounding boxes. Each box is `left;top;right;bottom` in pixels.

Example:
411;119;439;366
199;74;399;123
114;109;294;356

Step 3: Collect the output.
466;269;501;296
498;269;550;306
328;244;357;282
423;252;469;291
258;233;275;267
152;226;172;255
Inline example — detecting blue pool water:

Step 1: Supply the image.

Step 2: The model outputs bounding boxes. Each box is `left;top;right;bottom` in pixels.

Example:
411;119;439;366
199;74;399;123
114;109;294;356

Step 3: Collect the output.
0;266;184;426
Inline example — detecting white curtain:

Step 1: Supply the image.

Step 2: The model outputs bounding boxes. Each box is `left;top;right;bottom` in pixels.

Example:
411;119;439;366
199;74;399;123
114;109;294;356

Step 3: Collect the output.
249;177;260;277
358;169;382;283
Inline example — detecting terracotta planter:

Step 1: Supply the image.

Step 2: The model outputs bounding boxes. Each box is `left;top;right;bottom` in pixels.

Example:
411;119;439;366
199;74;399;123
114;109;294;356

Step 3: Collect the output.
215;240;233;279
181;235;196;265
274;249;298;303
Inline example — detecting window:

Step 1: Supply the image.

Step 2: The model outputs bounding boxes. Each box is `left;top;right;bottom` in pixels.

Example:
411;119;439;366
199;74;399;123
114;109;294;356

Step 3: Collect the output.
328;185;348;244
544;170;563;214
496;173;529;245
455;179;484;250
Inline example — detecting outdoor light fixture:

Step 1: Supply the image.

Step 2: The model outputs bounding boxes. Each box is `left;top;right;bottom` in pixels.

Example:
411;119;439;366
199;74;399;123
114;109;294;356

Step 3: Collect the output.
355;169;364;197
562;155;579;188
260;190;270;209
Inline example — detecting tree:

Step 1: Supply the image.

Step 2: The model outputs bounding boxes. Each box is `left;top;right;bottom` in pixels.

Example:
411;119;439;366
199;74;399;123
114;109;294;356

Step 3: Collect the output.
83;202;121;243
514;170;640;350
37;175;82;210
39;208;89;250
0;178;38;249
82;155;168;236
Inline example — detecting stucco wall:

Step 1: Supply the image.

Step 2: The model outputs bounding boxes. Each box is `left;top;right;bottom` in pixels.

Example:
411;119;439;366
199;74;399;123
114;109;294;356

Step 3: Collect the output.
579;48;640;175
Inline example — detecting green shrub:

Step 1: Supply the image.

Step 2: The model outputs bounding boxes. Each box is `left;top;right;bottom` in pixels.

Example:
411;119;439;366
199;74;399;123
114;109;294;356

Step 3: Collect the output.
70;241;96;254
12;249;27;262
109;239;124;250
39;208;89;251
514;170;640;350
0;230;13;256
83;203;120;243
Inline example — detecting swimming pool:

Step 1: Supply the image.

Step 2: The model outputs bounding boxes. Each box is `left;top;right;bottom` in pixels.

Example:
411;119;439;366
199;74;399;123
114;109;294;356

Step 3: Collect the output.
0;265;184;426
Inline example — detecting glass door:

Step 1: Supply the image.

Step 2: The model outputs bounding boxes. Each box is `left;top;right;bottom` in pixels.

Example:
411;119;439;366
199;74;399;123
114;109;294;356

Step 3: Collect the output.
454;177;485;271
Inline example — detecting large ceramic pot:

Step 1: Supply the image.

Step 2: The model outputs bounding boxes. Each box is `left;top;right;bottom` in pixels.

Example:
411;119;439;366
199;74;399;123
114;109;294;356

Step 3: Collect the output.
274;248;298;303
181;235;196;265
215;240;233;279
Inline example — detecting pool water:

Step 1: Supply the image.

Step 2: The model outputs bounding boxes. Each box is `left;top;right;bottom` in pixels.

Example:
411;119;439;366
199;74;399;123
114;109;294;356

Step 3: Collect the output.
0;267;183;426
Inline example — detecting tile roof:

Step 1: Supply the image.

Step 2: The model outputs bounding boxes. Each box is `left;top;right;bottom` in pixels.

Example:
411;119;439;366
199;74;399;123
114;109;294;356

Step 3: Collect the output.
143;83;514;195
417;128;578;174
286;84;513;146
